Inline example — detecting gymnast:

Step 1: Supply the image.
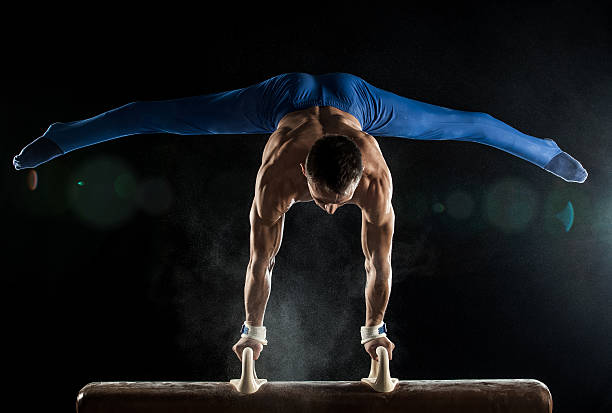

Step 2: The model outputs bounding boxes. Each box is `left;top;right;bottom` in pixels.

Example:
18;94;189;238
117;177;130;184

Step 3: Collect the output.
12;72;588;362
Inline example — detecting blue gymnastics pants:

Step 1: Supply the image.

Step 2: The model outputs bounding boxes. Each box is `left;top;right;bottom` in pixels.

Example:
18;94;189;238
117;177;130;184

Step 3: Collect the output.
15;72;583;179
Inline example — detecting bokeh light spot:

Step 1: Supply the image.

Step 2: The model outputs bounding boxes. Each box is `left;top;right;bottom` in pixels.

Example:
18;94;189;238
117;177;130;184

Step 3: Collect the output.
67;155;137;229
27;170;38;191
484;177;537;233
432;202;445;213
543;185;591;236
114;173;137;200
555;201;574;232
19;162;71;217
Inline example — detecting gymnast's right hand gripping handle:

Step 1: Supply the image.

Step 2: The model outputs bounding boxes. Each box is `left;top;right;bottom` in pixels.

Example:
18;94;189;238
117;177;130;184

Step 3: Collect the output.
361;346;399;392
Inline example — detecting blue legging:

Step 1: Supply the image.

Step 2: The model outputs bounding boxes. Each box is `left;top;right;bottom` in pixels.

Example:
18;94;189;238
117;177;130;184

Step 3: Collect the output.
17;72;583;178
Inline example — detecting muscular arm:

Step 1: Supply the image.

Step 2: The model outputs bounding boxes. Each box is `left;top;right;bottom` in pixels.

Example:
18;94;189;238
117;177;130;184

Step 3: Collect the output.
245;202;284;326
233;169;288;360
360;172;395;327
244;169;288;326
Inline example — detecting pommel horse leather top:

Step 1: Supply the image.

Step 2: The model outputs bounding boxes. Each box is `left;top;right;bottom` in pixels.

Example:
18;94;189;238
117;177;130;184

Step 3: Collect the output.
77;348;553;413
77;379;552;413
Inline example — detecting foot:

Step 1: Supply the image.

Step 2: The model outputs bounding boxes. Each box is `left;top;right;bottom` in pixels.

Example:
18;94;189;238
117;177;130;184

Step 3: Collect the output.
543;151;588;183
13;137;64;170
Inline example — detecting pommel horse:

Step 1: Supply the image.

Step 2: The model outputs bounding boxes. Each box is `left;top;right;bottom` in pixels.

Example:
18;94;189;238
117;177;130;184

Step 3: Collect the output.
77;346;553;412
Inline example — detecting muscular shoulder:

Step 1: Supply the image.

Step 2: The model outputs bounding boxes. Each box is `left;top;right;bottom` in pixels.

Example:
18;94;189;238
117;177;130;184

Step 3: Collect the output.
359;167;394;225
353;132;386;164
252;163;295;224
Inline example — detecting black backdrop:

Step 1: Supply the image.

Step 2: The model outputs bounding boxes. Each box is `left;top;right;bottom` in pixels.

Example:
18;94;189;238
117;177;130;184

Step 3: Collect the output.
2;2;611;412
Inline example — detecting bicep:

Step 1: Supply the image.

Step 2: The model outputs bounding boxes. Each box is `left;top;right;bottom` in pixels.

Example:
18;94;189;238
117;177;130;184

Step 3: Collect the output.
360;175;395;272
249;196;286;266
361;205;395;271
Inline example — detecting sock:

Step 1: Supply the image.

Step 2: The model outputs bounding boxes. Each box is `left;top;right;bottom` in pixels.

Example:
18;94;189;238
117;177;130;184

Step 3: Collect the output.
13;137;64;170
543;151;588;183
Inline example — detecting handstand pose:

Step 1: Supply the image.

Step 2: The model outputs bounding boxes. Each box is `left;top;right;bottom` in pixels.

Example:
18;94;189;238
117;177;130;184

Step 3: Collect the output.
13;72;588;362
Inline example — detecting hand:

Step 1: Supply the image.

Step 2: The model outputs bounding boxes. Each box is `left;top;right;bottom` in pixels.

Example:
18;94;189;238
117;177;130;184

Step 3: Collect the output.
232;336;264;361
364;336;395;361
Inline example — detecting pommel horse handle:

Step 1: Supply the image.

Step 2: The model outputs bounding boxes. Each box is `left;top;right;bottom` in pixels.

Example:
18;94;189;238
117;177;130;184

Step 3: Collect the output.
229;347;268;394
361;346;399;392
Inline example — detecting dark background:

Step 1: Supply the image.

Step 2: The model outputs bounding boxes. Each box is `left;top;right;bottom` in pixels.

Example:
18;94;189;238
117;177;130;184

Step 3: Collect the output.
2;2;611;412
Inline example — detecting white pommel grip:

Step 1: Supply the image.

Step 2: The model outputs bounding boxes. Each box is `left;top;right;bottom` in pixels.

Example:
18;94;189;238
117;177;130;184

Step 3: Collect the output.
361;346;399;392
230;347;268;394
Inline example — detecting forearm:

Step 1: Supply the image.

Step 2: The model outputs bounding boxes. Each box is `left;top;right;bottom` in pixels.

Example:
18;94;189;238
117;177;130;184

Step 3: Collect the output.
364;266;392;326
244;261;272;326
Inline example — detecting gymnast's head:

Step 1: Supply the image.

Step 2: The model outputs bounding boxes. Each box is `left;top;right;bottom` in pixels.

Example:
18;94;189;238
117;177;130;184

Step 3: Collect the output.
300;134;364;215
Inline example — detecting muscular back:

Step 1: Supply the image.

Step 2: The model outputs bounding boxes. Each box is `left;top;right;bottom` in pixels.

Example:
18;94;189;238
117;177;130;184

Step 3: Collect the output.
248;105;394;268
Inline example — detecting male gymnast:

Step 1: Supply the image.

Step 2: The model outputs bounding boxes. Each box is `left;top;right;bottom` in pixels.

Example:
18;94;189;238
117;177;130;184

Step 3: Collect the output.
13;72;588;363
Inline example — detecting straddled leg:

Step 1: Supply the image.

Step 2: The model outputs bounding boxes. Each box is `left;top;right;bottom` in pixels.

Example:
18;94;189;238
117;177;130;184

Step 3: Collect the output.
357;81;587;183
13;74;297;169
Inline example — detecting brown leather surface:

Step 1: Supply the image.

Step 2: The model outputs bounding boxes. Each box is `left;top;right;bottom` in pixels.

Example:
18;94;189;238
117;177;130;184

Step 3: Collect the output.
77;379;552;413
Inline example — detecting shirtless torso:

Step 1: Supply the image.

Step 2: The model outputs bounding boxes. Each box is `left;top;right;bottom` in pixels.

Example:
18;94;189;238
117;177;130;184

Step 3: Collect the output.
254;105;393;222
249;105;394;264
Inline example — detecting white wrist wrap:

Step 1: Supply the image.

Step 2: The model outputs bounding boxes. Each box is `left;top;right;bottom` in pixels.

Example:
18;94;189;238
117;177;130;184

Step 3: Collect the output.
240;322;268;345
361;321;387;344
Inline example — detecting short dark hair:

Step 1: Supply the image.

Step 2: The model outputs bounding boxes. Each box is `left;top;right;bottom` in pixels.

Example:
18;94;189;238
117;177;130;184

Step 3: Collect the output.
305;135;363;194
